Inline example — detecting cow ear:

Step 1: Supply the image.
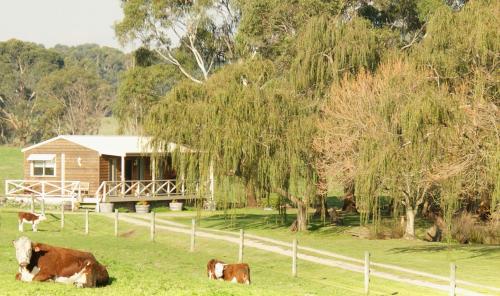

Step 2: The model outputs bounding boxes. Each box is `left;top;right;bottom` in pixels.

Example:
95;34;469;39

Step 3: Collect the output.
32;243;41;252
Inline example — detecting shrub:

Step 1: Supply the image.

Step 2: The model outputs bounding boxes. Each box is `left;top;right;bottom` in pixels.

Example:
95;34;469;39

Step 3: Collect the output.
451;212;500;245
368;220;404;240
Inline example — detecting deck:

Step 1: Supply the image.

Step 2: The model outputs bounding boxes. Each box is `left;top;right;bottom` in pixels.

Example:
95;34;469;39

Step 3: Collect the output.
5;179;210;211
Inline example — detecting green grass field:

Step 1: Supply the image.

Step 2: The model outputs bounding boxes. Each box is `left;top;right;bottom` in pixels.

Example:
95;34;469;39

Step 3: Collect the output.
0;145;499;295
0;209;445;296
0;146;23;197
156;209;500;290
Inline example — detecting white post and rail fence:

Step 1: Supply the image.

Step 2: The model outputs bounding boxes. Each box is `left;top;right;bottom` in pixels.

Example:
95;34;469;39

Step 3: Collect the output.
21;209;475;296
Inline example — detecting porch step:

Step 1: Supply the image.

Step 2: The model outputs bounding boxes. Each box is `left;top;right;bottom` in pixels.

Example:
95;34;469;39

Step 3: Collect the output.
79;197;98;211
81;197;98;203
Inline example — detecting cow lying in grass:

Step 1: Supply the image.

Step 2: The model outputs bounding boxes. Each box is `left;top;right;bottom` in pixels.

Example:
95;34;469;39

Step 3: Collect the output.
207;259;251;284
13;236;109;288
18;212;46;232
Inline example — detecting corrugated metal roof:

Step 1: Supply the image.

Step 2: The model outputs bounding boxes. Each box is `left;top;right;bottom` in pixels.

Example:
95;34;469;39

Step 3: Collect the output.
21;135;187;156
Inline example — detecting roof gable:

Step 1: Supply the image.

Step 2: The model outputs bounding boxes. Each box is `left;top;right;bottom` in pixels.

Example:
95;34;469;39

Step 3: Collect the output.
21;135;184;157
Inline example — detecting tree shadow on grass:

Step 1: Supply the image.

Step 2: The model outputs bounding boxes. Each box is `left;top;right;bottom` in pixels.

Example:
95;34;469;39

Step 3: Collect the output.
201;213;295;232
389;244;500;259
200;211;362;237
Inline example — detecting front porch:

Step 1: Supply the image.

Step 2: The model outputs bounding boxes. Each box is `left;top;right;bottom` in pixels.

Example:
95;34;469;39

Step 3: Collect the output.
5;178;213;212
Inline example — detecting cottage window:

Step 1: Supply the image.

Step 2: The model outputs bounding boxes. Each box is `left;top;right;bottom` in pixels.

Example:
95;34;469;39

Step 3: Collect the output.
28;154;56;177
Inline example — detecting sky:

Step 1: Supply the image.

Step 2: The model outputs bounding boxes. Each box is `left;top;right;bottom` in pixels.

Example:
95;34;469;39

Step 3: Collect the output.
0;0;134;51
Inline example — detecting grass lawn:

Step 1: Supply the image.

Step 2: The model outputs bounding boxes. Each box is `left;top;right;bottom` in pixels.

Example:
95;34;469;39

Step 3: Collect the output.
0;146;23;197
0;208;444;296
157;209;500;290
1;145;498;294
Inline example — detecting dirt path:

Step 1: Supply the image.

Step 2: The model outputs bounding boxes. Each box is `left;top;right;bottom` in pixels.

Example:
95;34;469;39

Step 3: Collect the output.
109;213;489;296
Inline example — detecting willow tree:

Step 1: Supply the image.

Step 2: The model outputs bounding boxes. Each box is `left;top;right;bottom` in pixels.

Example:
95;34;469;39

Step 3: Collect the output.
291;15;389;98
145;59;318;230
290;14;392;217
414;0;500;213
316;60;462;238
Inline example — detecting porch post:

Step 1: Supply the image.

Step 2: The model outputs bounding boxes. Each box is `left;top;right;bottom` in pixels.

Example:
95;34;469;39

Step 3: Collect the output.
121;156;125;196
60;153;65;197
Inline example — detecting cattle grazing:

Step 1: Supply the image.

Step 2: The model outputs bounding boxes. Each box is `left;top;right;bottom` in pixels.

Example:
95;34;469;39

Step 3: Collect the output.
12;236;109;288
207;259;225;279
18;212;46;232
207;259;251;285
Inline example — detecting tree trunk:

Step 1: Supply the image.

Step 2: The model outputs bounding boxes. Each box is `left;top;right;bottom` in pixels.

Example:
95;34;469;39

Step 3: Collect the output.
275;188;308;232
404;207;416;239
245;179;258;207
342;180;357;213
298;202;308;231
291;202;308;232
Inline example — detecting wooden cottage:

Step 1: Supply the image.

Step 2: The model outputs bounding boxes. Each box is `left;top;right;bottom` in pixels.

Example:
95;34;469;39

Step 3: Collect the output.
5;135;213;211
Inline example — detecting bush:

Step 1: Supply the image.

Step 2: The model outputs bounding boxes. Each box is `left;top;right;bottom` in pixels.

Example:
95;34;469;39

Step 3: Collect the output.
368;220;404;239
451;212;500;245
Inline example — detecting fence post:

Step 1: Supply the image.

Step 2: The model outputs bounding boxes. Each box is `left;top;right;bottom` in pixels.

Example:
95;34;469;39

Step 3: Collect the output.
114;209;119;237
60;204;65;230
450;263;456;296
239;229;244;263
292;238;297;277
30;196;35;213
150;211;155;241
149;212;156;242
85;209;89;235
364;251;370;295
41;182;46;215
41;198;45;216
190;218;196;252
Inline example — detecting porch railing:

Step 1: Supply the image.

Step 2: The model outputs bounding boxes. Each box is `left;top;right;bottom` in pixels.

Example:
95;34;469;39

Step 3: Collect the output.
5;180;81;198
5;180;81;210
95;179;209;203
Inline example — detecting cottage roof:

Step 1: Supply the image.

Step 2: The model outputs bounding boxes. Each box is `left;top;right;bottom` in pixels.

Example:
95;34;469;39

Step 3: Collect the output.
21;135;188;157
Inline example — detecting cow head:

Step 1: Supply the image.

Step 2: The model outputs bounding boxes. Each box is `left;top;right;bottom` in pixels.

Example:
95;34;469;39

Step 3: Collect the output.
214;263;225;279
37;213;47;221
12;236;32;268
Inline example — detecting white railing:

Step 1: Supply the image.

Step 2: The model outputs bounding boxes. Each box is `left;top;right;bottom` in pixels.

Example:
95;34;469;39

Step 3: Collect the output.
5;180;81;199
95;179;206;203
93;179;213;211
5;180;81;210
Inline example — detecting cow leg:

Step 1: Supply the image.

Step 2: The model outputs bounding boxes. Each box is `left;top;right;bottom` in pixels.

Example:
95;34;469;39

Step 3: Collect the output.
33;271;54;282
32;222;38;232
19;266;39;282
18;220;23;232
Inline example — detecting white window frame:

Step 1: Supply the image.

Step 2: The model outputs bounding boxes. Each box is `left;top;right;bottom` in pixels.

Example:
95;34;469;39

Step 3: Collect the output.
30;158;57;177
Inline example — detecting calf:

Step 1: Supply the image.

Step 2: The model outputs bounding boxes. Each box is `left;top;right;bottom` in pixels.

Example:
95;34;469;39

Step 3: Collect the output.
207;259;224;279
208;259;251;285
12;236;109;288
18;212;46;232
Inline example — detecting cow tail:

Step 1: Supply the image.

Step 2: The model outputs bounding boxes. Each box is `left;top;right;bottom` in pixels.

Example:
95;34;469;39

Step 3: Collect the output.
247;266;251;285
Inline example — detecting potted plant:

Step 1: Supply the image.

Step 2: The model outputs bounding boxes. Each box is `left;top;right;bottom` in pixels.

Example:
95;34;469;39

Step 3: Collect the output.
135;200;150;213
169;200;183;211
99;202;114;213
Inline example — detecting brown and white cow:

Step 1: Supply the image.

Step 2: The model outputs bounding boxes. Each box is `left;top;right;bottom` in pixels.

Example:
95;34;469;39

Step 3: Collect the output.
18;212;46;232
13;236;109;288
208;259;251;284
207;258;225;279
